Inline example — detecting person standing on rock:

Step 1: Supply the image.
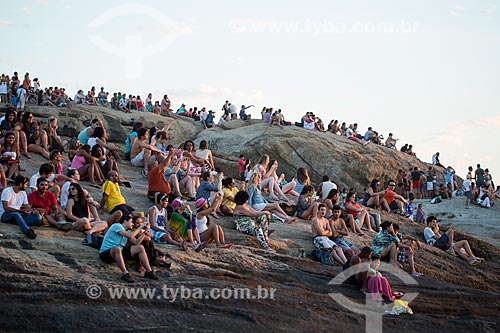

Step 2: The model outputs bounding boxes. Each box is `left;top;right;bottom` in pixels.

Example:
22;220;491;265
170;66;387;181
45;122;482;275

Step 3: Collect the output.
475;164;485;188
0;175;42;239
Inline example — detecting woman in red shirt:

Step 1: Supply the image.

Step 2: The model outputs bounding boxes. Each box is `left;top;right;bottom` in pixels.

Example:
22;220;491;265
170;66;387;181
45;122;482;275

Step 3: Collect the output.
344;192;375;232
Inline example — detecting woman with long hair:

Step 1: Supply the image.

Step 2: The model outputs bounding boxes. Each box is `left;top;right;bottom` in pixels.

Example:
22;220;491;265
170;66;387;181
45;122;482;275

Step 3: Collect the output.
247;172;297;223
20;112;49;159
69;141;105;187
363;179;389;210
195;194;233;248
253;154;289;202
91;144;118;180
66;183;121;244
88;126;121;161
0;132;21;179
195;140;215;171
45;116;68;152
294;167;311;194
296;185;319;220
345;192;374;232
267;159;298;197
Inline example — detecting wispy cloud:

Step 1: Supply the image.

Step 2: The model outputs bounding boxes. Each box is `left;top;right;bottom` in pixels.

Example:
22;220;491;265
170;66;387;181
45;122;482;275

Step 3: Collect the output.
0;20;10;25
35;0;49;6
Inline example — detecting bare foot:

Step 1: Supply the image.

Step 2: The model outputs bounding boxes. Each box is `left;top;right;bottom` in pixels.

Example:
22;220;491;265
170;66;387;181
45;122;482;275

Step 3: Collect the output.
217;243;234;249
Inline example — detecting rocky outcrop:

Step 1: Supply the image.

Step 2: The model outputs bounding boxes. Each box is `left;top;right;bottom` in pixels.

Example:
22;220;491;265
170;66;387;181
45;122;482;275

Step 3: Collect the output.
195;122;445;189
0;105;496;332
26;104;201;146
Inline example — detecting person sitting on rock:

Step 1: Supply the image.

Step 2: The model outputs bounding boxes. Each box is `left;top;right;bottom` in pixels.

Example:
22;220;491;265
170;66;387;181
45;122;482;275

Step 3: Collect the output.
344;246;403;302
130;128;163;178
317;175;337;201
233;190;273;252
393;223;423;277
329;205;360;259
247;173;296;223
324;189;364;236
195;196;233;248
344;192;374;232
267;159;298;198
220;177;240;216
293;167;311;194
66;182;120;245
311;204;347;265
100;170;138;217
383;180;410;217
371;221;400;268
147;193;188;251
170;198;207;251
28;177;71;230
424;216;484;266
296;185;319;221
99;214;159;283
253;154;289;202
147;153;173;203
0;175;42;239
362;179;389;210
195;171;223;214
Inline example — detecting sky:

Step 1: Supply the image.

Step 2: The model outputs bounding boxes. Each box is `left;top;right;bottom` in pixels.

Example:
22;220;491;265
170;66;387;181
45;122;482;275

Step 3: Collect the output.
1;0;499;180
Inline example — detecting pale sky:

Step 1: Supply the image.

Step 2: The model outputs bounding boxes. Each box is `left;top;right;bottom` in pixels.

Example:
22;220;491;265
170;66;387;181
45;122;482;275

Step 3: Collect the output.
2;0;499;179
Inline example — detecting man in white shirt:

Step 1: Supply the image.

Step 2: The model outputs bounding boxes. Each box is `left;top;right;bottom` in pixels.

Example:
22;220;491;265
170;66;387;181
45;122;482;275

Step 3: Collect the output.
317;175;337;201
424;216;483;266
0;176;42;239
463;178;471;208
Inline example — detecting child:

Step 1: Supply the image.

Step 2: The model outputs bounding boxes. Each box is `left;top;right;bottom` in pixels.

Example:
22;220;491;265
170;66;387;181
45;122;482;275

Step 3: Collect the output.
415;203;425;223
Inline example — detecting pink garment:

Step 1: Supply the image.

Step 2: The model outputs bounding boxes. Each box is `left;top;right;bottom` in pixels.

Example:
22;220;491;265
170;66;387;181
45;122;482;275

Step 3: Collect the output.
367;275;395;301
71;155;86;170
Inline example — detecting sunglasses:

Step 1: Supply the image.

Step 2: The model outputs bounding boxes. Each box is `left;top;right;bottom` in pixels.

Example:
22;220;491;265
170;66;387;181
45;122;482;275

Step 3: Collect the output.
69;187;77;191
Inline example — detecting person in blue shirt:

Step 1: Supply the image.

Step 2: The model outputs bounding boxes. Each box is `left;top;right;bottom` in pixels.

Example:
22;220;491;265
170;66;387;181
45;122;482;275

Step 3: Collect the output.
99;214;159;283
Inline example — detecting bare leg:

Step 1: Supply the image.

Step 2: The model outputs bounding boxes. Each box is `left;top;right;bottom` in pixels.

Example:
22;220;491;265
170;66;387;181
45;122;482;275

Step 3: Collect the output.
110;247;128;273
131;244;152;272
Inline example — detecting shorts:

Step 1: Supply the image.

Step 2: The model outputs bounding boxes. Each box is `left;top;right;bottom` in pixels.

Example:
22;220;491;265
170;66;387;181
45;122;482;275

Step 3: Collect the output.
130;150;145;167
389;201;399;211
313;235;336;249
332;237;355;252
431;234;449;251
465;191;471;199
110;204;136;216
427;182;434;191
413;181;420;189
397;248;408;263
99;246;132;263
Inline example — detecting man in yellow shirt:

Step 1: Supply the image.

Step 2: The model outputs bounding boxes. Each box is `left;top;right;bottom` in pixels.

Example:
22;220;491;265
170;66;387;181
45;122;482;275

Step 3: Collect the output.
100;171;137;217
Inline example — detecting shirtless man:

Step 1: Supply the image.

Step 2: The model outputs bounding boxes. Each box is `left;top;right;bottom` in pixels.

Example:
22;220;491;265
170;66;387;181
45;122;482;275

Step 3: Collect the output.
329;205;359;259
130;128;163;177
311;204;347;265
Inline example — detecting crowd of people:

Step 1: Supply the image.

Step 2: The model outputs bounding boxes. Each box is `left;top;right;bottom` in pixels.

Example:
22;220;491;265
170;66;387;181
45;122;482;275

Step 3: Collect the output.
0;71;492;302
